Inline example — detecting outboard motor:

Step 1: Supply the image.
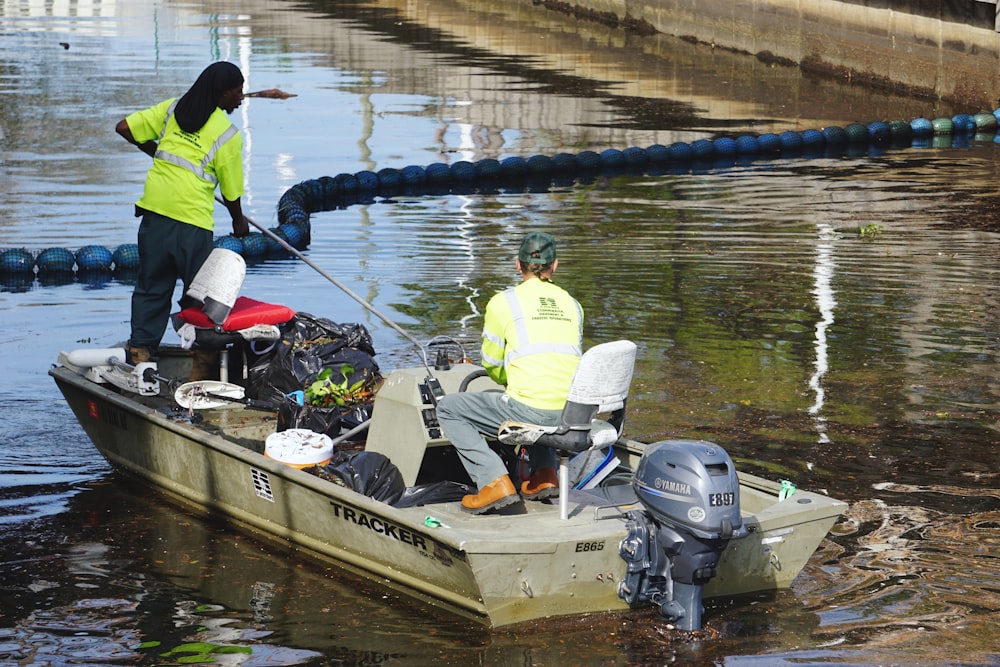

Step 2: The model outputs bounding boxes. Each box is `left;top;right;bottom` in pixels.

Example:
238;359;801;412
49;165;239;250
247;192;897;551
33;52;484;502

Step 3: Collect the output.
618;439;748;630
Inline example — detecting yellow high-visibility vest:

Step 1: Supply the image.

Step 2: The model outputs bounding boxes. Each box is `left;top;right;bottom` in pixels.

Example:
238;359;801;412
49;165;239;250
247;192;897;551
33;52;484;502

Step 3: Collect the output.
126;98;244;230
481;277;583;410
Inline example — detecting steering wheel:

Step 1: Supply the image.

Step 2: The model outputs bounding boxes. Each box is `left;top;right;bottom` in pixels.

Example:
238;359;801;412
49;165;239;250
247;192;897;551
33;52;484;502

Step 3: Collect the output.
458;368;489;392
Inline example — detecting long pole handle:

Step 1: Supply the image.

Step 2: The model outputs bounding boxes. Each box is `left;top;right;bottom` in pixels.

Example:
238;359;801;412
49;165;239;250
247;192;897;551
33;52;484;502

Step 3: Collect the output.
329;419;372;446
220;196;432;373
137;149;431;372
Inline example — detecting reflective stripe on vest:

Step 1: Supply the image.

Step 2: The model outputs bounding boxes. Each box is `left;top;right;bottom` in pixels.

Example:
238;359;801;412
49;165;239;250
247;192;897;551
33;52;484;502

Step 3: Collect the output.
502;289;582;364
481;346;504;369
154;100;238;187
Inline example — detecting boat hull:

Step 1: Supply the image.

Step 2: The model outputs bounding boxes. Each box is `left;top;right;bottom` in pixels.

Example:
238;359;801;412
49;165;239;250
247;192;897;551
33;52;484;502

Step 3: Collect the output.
51;361;846;628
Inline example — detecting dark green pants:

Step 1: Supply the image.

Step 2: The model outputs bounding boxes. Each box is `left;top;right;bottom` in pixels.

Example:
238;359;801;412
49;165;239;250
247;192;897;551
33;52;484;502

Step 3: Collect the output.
130;211;213;351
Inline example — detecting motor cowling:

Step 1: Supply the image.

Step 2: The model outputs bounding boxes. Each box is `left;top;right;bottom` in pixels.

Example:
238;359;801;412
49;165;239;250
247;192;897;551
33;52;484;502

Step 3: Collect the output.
618;439;748;630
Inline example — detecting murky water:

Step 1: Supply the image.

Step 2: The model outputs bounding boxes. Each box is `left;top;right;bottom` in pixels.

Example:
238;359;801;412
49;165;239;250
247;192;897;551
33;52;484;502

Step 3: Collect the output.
1;0;998;664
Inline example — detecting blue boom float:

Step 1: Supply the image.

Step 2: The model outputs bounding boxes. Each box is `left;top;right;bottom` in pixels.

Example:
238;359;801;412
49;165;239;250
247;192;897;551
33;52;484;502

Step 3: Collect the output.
2;110;997;278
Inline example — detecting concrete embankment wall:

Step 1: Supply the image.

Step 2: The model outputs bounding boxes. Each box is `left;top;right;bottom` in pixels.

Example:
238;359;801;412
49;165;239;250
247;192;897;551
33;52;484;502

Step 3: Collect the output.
524;0;1000;108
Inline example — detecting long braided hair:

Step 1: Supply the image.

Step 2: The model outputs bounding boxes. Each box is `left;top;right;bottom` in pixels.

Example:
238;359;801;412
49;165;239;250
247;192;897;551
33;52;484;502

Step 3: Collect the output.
174;62;243;133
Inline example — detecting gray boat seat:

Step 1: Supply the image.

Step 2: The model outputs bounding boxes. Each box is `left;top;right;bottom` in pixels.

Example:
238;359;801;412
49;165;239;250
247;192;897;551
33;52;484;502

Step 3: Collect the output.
497;339;637;519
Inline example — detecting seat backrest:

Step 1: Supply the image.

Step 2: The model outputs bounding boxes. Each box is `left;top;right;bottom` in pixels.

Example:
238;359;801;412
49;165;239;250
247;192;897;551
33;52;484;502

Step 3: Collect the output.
185;248;247;325
566;340;637;412
535;340;637;451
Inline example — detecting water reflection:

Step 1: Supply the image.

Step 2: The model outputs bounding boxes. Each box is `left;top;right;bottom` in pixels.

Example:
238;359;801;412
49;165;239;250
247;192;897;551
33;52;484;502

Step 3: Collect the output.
0;0;999;664
808;222;837;444
6;475;998;665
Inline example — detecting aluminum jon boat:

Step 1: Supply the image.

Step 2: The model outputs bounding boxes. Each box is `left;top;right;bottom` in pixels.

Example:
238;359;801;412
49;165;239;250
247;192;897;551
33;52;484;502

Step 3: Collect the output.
50;337;846;631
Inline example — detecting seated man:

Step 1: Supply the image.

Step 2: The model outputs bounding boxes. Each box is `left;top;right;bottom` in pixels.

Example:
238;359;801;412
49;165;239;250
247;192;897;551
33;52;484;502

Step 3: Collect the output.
436;232;584;514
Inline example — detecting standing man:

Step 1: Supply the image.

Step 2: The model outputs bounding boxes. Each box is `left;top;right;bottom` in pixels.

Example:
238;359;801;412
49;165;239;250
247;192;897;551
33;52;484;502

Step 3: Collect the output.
116;61;251;374
436;232;584;514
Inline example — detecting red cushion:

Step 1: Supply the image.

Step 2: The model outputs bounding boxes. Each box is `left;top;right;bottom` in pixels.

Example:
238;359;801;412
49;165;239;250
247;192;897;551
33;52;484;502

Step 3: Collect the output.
178;296;295;331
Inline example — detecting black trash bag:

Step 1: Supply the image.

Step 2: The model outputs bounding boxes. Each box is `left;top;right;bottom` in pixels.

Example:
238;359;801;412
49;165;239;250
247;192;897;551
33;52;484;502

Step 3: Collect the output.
321;451;405;505
247;312;381;411
273;352;379;438
292;312;376;356
277;398;373;439
337;404;372;431
277;398;344;439
393;480;474;508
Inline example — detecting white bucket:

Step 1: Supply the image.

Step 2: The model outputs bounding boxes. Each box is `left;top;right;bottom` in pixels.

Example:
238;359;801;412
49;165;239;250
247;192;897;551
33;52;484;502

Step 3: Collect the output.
185;248;246;325
265;429;334;468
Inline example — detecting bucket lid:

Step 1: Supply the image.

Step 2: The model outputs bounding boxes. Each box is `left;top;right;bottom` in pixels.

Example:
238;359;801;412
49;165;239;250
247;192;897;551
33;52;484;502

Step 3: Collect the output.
265;429;334;465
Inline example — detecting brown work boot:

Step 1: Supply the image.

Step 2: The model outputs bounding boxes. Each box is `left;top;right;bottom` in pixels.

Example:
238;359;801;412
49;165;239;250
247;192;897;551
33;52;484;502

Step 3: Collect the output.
461;475;518;514
125;344;152;365
188;349;220;381
521;467;559;501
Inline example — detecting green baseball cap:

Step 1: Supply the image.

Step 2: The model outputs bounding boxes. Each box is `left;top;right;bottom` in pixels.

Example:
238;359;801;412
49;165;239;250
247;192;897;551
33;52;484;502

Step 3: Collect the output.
518;232;557;265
